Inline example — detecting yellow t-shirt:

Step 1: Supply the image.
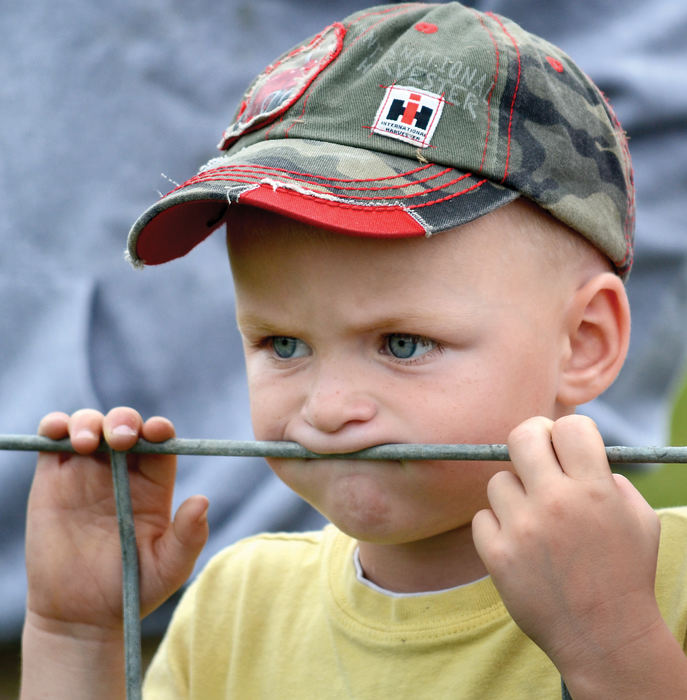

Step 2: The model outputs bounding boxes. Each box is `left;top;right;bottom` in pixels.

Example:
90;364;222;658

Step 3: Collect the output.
144;508;687;699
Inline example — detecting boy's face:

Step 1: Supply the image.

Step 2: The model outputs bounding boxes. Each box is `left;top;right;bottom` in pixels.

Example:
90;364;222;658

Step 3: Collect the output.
228;204;575;546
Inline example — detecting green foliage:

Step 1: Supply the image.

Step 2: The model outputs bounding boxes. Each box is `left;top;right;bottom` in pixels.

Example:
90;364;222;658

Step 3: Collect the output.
622;369;687;508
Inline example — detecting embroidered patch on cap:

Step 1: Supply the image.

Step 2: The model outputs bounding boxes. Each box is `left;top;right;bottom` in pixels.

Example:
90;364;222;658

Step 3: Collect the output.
218;22;346;149
371;85;445;148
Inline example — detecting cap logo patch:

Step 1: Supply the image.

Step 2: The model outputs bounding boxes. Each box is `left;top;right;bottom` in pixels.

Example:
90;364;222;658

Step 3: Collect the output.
371;85;445;148
218;22;345;150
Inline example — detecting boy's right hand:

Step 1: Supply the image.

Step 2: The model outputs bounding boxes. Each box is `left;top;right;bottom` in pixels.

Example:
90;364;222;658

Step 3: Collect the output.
25;407;209;639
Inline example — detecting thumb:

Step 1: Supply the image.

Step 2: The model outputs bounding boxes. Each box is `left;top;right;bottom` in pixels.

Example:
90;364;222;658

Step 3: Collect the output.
174;495;210;550
155;495;209;588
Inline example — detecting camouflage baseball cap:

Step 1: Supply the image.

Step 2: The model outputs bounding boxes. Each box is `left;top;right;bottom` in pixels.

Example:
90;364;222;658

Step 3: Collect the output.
127;2;635;278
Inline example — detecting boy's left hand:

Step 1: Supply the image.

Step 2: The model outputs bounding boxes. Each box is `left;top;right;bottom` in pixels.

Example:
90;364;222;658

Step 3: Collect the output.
472;415;663;684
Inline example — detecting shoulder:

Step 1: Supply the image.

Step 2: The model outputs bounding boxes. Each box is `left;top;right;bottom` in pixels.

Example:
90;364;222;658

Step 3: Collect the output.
162;526;349;647
203;527;329;574
655;508;687;646
163;527;339;639
657;506;687;536
187;525;343;603
656;507;687;585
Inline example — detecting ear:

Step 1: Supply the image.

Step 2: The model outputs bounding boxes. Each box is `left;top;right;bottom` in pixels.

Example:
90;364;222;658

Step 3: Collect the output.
556;272;631;408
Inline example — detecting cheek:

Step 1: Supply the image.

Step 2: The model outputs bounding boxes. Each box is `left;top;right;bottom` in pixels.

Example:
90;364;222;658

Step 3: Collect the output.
246;368;277;440
246;366;300;441
265;459;327;517
413;351;557;445
408;370;504;444
485;365;561;435
249;389;281;440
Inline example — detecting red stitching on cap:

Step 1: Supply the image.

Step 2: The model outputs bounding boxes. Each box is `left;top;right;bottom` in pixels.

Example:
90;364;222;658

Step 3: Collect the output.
487;13;520;184
162;161;438;198
180;169;475;203
237;176;489;213
195;162;442;187
228;161;436;184
408;178;488;209
472;11;500;172
189;164;457;194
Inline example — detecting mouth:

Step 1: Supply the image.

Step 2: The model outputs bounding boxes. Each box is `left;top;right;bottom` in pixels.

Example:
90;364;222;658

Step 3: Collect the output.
293;442;510;463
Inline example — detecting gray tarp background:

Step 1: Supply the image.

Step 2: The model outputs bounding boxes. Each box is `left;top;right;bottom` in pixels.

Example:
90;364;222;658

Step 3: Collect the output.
2;0;686;639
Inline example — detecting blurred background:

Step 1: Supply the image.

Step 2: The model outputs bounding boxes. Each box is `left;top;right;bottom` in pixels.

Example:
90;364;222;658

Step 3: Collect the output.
1;0;686;695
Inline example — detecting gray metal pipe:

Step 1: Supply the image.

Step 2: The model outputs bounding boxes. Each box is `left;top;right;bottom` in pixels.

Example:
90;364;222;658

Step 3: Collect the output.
2;434;686;463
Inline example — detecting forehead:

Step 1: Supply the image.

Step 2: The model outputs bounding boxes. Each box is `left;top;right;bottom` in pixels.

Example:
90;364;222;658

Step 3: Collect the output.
225;204;572;324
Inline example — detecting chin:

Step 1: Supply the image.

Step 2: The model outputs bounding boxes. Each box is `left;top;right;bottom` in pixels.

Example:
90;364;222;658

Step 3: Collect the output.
322;474;400;532
324;507;433;545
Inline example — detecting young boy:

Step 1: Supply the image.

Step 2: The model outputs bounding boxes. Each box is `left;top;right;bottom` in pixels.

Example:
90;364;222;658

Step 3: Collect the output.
21;3;687;698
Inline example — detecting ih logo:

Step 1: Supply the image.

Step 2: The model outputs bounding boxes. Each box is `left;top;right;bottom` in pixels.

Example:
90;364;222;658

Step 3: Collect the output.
387;93;433;129
372;85;445;148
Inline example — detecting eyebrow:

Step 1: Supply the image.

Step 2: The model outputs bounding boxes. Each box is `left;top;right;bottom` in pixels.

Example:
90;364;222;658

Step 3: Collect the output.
235;314;288;336
350;313;444;333
236;309;463;337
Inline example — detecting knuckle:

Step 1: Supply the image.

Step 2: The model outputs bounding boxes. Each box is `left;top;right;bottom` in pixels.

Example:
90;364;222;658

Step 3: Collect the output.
510;511;539;542
553;413;597;436
508;417;552;449
483;537;518;575
542;491;569;520
487;469;511;489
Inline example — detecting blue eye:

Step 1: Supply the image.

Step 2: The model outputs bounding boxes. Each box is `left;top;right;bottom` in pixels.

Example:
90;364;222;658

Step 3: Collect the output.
385;334;436;360
271;336;310;359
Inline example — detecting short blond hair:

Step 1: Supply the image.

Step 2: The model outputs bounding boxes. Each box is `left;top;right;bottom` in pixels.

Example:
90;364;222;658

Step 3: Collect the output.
502;198;613;283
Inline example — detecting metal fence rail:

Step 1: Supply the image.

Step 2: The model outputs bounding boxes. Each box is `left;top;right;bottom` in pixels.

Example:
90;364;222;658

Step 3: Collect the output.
5;434;687;700
3;434;687;462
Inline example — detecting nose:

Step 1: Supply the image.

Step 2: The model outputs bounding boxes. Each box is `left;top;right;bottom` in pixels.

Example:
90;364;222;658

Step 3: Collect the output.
301;367;377;435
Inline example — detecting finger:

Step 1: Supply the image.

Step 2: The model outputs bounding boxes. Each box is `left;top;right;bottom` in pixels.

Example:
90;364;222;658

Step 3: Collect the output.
507;416;560;491
471;507;501;565
551;414;612;481
68;408;106;454
613;473;661;536
141;416;176;443
103;407;144;451
485;469;526;526
35;413;71;481
136;416;177;489
37;412;69;439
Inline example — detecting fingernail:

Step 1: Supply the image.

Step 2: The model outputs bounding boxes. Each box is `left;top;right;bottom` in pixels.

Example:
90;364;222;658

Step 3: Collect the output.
74;429;97;442
111;425;138;439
